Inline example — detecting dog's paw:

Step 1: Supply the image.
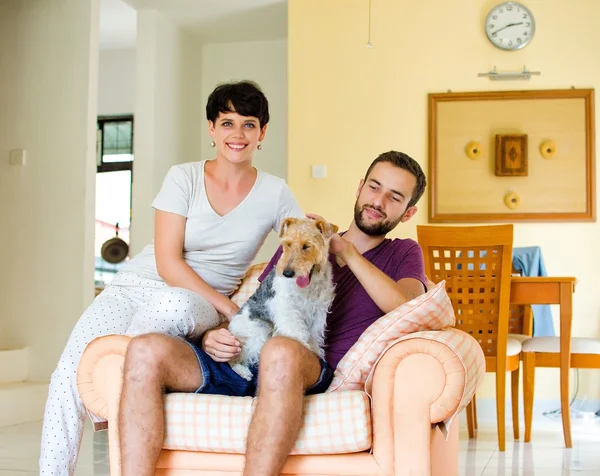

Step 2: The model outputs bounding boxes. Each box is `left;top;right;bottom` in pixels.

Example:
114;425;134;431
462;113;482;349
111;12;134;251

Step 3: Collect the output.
231;363;253;381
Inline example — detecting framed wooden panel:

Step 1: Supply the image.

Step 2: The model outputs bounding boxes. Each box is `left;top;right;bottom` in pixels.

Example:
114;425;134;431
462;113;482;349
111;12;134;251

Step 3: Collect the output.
428;89;595;222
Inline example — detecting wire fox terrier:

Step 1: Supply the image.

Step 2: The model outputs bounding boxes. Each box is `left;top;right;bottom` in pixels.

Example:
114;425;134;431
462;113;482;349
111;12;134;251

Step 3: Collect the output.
228;217;339;381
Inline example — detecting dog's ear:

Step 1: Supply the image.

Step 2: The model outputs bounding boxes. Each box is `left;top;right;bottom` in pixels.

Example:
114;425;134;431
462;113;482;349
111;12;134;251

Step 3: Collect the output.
315;220;339;238
279;217;298;237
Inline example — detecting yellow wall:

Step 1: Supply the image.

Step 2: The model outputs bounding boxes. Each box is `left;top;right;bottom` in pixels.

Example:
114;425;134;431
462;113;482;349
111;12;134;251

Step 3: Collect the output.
288;0;599;400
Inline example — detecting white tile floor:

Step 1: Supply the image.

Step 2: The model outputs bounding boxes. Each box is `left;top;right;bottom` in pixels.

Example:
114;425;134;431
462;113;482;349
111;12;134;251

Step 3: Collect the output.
0;416;598;475
457;416;600;476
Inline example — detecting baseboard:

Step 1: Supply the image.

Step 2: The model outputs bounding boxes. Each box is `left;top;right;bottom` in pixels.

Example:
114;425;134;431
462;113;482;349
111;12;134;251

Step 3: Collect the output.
0;381;48;427
0;347;29;384
463;398;600;426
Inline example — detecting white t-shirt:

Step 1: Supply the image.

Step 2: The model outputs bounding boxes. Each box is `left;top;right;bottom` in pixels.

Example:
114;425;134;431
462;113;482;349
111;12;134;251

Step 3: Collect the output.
121;160;304;295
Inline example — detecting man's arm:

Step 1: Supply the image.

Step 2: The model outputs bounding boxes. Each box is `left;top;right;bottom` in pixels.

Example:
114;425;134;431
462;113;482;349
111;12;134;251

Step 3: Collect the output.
332;235;426;314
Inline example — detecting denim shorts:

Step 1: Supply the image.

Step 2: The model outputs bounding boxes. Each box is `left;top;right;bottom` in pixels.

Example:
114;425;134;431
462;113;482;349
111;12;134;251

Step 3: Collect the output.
185;340;334;397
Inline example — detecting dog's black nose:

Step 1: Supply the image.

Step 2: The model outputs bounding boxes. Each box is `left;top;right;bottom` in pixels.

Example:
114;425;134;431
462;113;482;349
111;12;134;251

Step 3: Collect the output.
283;269;295;278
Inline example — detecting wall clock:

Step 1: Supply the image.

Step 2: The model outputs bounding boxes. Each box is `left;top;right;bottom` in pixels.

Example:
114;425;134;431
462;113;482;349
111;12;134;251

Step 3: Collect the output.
485;2;535;50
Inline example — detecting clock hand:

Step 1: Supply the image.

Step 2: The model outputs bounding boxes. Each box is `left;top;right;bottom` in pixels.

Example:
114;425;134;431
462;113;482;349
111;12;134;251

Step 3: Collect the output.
493;22;524;34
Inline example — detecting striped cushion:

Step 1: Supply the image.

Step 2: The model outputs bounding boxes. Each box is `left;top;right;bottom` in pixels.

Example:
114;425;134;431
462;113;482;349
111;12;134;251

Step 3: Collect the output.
327;280;455;392
163;391;372;454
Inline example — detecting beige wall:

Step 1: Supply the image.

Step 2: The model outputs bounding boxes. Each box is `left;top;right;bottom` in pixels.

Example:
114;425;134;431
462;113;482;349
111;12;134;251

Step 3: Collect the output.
288;0;600;400
0;0;99;378
98;48;136;116
129;10;191;255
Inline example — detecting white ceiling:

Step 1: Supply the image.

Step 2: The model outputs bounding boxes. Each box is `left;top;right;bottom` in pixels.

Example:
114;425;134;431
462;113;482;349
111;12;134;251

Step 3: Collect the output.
99;0;287;50
100;0;137;49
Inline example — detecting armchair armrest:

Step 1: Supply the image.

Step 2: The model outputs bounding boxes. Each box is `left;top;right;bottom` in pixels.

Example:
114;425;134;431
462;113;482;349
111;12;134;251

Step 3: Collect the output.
77;334;131;476
77;334;130;419
368;328;485;476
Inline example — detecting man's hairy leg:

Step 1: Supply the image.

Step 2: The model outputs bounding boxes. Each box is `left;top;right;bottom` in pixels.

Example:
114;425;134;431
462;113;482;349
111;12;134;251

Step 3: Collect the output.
244;336;322;476
119;334;202;476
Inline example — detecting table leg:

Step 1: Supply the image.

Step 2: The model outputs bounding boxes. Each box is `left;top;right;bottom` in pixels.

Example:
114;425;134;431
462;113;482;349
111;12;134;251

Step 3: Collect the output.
559;283;573;448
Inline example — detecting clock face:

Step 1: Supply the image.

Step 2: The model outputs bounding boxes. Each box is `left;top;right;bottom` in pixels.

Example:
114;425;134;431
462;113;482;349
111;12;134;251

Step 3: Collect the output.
485;2;535;50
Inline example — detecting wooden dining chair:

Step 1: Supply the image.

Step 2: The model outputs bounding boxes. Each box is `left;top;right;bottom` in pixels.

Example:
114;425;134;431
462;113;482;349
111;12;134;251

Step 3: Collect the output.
466;270;534;440
522;331;600;447
417;224;519;452
506;302;534;439
506;265;535;440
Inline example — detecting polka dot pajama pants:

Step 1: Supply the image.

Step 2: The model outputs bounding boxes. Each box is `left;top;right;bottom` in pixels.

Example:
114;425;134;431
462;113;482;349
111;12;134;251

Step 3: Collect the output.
39;272;222;475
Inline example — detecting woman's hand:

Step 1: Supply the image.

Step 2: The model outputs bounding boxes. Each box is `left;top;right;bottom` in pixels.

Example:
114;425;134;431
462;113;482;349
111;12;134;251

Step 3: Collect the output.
201;327;241;362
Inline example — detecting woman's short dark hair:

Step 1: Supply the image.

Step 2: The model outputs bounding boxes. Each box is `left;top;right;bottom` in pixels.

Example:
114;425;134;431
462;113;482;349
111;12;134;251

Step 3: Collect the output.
364;151;427;208
206;80;270;128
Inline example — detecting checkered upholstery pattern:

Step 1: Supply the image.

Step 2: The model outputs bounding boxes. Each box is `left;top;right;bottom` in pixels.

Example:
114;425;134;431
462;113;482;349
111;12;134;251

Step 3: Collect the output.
230;262;267;307
327;280;456;392
162;391;372;454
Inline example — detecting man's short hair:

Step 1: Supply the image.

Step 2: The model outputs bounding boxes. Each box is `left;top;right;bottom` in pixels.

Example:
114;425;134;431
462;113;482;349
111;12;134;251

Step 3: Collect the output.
206;80;270;128
364;151;427;208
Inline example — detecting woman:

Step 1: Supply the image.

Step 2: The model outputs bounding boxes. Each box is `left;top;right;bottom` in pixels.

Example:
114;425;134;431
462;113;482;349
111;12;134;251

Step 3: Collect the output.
39;80;303;475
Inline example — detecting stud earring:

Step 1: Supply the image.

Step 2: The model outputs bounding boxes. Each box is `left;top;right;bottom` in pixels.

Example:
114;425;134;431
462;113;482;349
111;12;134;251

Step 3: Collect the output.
210;139;215;147
257;143;263;150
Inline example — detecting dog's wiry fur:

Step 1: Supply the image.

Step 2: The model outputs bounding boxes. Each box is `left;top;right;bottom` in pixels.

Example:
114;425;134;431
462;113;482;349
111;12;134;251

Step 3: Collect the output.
228;217;338;381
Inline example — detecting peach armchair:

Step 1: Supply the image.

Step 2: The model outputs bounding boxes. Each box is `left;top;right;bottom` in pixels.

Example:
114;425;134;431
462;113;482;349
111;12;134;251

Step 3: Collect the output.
77;265;485;476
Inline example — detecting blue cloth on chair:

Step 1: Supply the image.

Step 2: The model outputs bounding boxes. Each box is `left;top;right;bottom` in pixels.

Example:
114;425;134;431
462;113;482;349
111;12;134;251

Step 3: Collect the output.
512;246;555;337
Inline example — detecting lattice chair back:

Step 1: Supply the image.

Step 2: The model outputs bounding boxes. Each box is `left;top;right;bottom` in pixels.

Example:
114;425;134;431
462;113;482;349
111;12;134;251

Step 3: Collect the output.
417;225;514;364
509;303;533;337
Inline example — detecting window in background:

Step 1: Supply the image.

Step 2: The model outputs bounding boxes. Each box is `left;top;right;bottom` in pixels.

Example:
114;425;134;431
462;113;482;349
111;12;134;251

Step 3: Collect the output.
95;116;134;289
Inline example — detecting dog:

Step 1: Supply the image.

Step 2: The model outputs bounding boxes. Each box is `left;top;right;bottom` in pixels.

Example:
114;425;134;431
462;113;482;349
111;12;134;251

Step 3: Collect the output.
227;217;338;381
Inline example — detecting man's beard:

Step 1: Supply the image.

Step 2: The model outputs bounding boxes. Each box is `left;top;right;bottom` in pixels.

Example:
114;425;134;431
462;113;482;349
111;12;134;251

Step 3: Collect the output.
353;201;403;237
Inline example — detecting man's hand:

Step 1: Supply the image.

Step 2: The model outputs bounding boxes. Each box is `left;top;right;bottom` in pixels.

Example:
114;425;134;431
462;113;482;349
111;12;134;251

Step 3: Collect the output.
305;212;325;222
306;212;352;258
201;328;241;362
330;233;353;257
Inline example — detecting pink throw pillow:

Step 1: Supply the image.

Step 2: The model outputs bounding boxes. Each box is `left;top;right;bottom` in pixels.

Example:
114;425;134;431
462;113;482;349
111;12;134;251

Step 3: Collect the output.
327;280;455;392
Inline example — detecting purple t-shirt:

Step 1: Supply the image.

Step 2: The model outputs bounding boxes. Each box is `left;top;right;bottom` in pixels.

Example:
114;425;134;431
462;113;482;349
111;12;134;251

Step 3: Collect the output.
258;237;428;369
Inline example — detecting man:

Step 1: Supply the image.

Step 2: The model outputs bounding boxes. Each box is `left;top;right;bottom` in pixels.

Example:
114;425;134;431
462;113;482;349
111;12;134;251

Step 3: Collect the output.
118;150;428;476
